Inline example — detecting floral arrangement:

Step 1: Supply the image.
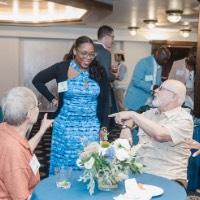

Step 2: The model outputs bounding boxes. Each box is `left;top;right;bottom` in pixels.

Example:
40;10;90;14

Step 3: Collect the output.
77;138;143;195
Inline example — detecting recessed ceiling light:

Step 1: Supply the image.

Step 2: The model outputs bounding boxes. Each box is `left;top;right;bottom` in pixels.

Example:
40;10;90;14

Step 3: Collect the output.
0;1;8;5
180;28;192;38
0;4;87;23
128;26;139;36
143;19;157;29
166;9;183;23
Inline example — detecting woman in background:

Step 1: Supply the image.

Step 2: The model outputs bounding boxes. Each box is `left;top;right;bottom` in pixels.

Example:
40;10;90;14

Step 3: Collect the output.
112;52;127;111
32;36;109;174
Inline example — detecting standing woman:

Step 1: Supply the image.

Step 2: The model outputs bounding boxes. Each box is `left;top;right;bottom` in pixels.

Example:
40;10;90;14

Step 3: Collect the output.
32;36;109;174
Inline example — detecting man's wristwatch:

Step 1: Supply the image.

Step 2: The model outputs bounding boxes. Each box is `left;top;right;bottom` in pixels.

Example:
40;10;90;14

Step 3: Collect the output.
121;124;132;131
100;127;108;133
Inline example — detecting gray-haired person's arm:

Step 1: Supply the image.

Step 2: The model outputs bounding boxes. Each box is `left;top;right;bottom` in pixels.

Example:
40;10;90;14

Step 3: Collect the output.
28;113;53;152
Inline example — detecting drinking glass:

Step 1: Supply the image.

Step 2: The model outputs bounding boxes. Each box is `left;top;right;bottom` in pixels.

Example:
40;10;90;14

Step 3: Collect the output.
55;166;72;189
111;64;119;73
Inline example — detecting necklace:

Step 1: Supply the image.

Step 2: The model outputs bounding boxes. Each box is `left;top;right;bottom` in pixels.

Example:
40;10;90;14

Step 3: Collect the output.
71;60;90;89
82;71;89;89
84;80;89;89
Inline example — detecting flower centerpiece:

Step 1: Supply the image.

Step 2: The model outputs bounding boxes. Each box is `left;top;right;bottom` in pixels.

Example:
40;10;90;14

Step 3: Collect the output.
77;138;143;195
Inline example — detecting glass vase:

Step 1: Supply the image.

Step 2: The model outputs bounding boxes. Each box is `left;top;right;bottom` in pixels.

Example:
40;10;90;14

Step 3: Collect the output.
97;176;118;191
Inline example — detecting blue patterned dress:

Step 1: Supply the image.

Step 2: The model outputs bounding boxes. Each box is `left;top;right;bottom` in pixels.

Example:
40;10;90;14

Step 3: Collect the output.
49;60;100;175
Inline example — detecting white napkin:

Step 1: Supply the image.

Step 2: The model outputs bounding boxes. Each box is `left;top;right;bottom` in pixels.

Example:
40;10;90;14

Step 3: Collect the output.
114;178;152;200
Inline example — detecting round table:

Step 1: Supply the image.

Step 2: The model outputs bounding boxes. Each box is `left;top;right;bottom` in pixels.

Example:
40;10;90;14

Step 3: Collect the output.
31;171;186;200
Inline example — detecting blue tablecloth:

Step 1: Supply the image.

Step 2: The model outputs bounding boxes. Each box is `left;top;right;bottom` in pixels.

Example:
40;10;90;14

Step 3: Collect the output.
31;171;186;200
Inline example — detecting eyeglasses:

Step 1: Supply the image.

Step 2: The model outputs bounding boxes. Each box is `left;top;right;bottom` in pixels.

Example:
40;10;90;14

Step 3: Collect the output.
157;86;176;94
77;49;96;59
29;102;41;111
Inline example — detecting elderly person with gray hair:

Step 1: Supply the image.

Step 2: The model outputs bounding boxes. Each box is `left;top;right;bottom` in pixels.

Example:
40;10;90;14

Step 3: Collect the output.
110;79;193;188
0;87;53;200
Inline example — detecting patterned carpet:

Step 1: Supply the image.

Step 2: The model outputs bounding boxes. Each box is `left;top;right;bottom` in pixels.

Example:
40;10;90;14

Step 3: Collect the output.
187;192;200;200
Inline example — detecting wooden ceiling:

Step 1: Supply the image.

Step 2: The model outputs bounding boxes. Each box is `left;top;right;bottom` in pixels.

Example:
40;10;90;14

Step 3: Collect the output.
0;0;112;25
0;0;199;33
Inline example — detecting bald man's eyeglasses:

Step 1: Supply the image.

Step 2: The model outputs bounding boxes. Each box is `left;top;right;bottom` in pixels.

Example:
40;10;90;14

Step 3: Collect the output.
157;86;176;95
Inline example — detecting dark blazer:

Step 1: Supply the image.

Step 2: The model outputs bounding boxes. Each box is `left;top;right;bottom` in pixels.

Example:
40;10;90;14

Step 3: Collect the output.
95;43;115;81
32;60;109;128
0;107;3;123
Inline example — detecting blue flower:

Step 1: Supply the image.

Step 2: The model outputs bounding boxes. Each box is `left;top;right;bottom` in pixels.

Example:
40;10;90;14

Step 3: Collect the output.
105;146;115;161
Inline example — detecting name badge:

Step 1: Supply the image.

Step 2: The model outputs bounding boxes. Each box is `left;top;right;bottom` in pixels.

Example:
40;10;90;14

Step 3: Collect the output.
145;75;153;81
30;154;40;175
176;69;184;76
58;81;68;93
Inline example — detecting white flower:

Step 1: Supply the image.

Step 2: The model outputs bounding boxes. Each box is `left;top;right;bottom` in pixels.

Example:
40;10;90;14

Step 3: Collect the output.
77;140;143;196
80;142;100;159
113;138;131;150
76;158;83;168
99;147;108;156
130;144;141;156
115;148;130;161
134;162;143;171
84;157;95;169
84;142;100;153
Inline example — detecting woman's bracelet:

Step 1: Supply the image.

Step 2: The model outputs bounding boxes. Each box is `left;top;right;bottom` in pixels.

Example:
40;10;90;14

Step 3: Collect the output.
121;124;132;131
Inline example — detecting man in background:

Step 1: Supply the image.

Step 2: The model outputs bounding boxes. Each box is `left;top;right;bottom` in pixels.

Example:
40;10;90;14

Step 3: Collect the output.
95;25;115;81
124;47;171;111
95;25;117;131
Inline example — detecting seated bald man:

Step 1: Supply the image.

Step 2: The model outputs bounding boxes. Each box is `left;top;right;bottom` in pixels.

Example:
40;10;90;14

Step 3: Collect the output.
110;80;193;188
